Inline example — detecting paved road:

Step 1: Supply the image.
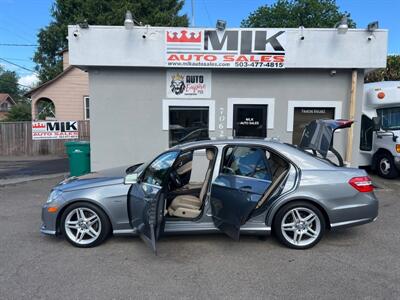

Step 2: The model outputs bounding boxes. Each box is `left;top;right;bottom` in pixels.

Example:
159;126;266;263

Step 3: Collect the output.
0;157;68;179
0;175;399;299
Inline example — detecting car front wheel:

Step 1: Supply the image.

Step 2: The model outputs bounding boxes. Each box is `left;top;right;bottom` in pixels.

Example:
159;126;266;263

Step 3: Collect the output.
273;201;325;249
60;202;111;248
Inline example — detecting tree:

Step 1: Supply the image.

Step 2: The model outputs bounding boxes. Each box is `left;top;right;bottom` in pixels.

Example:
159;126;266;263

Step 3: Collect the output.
4;102;32;121
365;55;400;83
34;0;188;83
241;0;355;28
0;66;20;101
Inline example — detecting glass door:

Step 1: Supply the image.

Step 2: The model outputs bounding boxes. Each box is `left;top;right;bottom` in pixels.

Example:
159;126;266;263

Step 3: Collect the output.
233;104;268;138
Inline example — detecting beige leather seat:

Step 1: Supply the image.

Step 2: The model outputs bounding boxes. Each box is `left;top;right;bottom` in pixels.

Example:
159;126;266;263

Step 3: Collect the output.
168;149;215;218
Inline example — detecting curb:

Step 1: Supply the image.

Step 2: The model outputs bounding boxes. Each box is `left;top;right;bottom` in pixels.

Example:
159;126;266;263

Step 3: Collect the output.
0;173;68;186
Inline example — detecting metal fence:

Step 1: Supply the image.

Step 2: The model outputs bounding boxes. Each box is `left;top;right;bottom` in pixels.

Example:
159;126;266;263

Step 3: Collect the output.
0;121;90;156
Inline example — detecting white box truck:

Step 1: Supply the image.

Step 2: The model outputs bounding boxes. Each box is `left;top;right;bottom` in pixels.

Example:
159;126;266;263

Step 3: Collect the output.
359;81;400;178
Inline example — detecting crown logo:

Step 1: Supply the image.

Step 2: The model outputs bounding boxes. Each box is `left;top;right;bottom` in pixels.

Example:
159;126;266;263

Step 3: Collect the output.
171;73;184;81
166;30;202;43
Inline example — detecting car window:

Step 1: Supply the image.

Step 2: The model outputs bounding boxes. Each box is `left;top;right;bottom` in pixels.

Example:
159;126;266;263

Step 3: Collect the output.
222;146;271;180
142;151;179;186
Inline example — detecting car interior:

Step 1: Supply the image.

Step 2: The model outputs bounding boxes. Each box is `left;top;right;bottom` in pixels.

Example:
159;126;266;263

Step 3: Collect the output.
165;145;290;220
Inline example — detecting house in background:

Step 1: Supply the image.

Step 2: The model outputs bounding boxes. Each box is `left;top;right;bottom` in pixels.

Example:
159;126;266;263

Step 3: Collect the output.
25;50;89;121
0;93;16;120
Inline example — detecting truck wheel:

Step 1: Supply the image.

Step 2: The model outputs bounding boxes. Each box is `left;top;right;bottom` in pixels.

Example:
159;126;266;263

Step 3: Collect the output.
376;153;399;179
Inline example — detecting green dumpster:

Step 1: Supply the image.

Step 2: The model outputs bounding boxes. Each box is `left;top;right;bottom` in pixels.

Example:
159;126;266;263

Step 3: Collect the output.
65;141;91;177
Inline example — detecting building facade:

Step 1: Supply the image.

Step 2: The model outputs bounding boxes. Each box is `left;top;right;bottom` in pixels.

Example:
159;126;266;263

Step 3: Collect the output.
26;50;89;121
0;93;16;120
68;25;388;171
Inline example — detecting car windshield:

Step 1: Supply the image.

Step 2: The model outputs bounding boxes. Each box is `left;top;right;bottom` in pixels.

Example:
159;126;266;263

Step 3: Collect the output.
377;107;400;131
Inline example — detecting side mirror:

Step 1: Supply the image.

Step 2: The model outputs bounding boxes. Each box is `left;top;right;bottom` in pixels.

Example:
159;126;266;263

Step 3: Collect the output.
124;173;139;184
372;117;381;131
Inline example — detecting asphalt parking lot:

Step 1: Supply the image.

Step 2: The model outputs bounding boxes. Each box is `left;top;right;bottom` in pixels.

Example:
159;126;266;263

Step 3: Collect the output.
0;175;399;299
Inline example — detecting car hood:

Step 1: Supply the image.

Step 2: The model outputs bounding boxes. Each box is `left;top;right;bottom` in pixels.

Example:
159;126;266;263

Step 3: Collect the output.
56;165;130;192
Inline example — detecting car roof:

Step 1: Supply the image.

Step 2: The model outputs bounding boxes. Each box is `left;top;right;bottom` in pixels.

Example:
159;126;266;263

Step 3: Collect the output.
171;138;334;170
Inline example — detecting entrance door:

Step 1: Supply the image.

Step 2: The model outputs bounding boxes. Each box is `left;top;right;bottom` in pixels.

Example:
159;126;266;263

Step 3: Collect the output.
233;105;268;138
128;151;179;254
292;107;335;145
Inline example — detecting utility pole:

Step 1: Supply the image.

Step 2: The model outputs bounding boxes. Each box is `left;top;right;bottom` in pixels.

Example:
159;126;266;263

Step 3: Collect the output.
191;0;195;27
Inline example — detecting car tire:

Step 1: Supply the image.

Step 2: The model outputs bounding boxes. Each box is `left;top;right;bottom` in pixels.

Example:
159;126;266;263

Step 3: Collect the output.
376;152;399;179
273;201;325;250
60;202;111;248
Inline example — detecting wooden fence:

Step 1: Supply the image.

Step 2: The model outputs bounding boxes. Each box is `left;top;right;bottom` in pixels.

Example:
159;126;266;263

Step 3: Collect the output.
0;121;90;156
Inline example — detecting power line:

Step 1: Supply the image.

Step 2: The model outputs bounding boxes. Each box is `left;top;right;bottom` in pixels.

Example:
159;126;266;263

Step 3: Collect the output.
0;43;38;47
0;58;38;74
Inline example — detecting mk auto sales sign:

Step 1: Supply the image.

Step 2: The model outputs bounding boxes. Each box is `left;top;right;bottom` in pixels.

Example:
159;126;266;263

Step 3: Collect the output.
165;28;286;69
32;121;79;140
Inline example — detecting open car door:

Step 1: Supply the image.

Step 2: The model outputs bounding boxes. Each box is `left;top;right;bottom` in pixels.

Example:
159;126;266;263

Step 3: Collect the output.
209;146;272;240
299;119;353;166
128;151;179;254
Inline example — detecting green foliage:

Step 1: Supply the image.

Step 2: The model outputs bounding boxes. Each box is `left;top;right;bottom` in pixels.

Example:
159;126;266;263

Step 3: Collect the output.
241;0;356;28
34;0;188;83
365;55;400;83
0;66;20;101
4;102;32;121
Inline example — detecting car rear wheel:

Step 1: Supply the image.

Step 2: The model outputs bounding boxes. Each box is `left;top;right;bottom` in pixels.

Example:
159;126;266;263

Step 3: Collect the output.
273;201;325;249
376;152;399;179
60;202;111;248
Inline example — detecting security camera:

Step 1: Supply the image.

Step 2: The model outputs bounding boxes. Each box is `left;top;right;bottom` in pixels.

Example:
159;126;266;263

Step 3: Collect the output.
367;34;374;41
73;30;80;38
142;34;147;39
300;36;305;40
330;70;337;76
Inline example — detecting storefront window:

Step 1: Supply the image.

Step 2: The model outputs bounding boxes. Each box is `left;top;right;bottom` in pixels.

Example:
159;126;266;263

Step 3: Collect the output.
292;107;335;145
169;106;209;147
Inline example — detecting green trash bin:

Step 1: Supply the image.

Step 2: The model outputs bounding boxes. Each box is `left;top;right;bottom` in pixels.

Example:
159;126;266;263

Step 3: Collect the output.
65;141;91;177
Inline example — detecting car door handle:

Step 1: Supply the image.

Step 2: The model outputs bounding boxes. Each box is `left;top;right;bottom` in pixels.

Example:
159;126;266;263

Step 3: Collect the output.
239;186;252;192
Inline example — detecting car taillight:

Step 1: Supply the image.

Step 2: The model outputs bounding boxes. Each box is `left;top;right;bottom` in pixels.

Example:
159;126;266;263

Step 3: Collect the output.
348;176;373;193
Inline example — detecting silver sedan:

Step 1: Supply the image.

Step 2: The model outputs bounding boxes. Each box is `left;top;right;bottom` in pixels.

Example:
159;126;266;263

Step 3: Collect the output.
41;121;378;252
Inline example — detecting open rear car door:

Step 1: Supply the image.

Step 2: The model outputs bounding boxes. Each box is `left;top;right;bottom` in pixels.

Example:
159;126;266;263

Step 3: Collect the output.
299;119;353;166
209;146;273;240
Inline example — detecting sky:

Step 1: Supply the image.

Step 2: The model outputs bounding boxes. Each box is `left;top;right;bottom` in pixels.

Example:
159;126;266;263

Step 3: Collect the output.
0;0;399;88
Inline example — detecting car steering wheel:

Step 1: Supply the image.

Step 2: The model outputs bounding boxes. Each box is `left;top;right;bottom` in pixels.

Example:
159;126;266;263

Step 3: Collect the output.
169;170;182;187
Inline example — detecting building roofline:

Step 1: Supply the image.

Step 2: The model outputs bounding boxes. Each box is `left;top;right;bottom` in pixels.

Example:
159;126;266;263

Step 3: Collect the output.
0;93;16;105
24;66;74;97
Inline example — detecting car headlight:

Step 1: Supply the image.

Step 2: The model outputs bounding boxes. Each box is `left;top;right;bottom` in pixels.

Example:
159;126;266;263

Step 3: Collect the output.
47;189;63;203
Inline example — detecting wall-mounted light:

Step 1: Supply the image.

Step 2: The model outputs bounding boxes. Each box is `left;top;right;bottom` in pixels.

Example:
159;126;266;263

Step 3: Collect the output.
216;20;227;31
367;21;379;41
335;16;348;34
299;25;305;40
124;11;134;29
78;20;89;29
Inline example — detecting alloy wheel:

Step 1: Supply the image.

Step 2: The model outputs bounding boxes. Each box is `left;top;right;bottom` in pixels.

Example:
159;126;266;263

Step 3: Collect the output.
64;207;102;245
281;207;321;247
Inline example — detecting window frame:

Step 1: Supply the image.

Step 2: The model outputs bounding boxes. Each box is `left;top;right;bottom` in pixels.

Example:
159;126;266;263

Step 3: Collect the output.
219;145;273;182
140;150;181;187
83;96;90;120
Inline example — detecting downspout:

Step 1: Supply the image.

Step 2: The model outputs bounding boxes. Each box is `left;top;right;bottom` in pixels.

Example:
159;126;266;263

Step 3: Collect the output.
345;69;358;166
